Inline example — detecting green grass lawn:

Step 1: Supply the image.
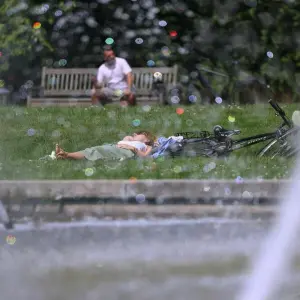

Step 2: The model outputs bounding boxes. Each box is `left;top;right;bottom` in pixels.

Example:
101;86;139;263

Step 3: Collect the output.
0;103;298;180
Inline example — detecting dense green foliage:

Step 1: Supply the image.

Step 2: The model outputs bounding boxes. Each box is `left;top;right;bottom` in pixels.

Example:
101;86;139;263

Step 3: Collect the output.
0;0;299;99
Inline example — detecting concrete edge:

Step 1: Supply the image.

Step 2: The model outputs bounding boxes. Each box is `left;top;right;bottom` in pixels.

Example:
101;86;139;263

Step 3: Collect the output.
0;179;294;202
63;204;279;218
9;204;280;223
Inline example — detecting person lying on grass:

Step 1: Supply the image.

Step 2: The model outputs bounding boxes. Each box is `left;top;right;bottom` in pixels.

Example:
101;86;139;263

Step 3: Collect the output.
55;131;156;161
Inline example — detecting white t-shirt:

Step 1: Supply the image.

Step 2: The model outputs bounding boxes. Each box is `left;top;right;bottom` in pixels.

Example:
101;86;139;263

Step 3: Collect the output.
97;57;132;90
117;141;147;151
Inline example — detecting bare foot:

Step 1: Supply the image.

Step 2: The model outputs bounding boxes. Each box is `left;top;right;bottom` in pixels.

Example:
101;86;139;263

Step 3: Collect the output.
55;144;62;156
57;151;68;159
56;144;68;159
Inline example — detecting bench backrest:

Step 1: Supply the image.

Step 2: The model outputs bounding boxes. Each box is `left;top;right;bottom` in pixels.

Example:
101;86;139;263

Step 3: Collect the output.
41;65;178;96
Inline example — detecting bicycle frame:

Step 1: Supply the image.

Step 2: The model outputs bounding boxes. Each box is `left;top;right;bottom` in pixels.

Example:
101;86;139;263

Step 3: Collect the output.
230;132;277;151
229;124;292;153
228;101;294;153
178;101;294;156
176;123;291;152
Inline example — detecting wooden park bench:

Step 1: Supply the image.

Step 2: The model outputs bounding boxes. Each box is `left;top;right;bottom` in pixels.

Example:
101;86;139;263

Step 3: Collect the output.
27;65;178;107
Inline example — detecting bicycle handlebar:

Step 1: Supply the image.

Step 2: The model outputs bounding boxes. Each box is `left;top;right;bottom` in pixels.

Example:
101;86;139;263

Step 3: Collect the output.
269;100;285;115
268;99;292;127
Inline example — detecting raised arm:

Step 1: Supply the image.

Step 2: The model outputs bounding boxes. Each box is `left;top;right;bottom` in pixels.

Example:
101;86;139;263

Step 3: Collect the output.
117;144;152;157
134;145;152;157
94;66;104;88
125;72;133;91
122;59;133;92
122;135;134;141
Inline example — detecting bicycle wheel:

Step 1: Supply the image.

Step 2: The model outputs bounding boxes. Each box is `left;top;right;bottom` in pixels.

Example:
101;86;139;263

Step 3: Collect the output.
257;127;300;159
170;139;218;158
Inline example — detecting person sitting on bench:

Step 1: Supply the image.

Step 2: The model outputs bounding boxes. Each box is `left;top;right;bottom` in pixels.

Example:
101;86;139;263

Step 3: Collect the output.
91;45;136;106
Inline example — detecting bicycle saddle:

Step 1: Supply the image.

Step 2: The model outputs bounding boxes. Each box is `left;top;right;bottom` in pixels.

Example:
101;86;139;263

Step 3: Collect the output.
213;125;241;137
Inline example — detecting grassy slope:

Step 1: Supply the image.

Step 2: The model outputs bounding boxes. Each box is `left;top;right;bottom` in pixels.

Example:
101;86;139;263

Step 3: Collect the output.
0;103;298;180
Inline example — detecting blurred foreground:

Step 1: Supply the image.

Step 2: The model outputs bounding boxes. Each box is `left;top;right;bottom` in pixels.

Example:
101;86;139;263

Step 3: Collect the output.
1;218;300;300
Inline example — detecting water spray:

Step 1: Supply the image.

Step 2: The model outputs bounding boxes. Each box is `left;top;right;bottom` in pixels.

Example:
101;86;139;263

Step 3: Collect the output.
0;200;13;229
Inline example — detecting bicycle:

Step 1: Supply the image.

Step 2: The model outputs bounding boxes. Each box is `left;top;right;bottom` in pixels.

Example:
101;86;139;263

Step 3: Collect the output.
168;100;299;159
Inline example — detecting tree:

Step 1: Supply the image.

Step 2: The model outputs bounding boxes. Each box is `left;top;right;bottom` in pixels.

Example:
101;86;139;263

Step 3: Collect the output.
155;0;300;101
1;0;299;102
0;0;53;91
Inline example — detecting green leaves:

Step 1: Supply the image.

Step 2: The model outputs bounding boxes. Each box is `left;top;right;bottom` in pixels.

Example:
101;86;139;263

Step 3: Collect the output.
1;0;299;99
0;1;34;72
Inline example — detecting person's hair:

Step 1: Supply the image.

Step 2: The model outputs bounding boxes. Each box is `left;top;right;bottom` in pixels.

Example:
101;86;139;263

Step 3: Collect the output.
103;44;115;52
134;131;156;146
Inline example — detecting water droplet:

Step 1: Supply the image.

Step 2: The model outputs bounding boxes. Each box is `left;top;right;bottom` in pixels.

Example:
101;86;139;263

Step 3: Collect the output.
156;196;165;205
158;20;167;27
86;17;98;28
188;95;197;103
242;191;253;198
105;37;114;45
186;119;193;126
225;187;231;196
171;96;180;104
84;168;94;177
132;119;141;127
176;107;184;115
169;30;178;37
57;117;65;125
161;46;171;57
208;162;216;169
215;97;223;104
114;89;124;97
129;177;137;182
135;38;143;44
216;200;223;206
136;194;146;203
33;22;41;29
257;176;264;182
27;128;36;136
153;72;162;80
173;166;182;173
142;105;151;112
81;35;90;43
64;121;71;128
244;0;257;7
146;60;155;67
52;130;61;138
6;235;16;245
203;163;216;173
235;176;244;184
228;115;236;122
54;10;62;17
58;59;67;67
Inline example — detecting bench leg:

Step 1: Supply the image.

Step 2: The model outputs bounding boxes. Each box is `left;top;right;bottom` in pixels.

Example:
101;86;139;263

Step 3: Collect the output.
27;95;32;107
